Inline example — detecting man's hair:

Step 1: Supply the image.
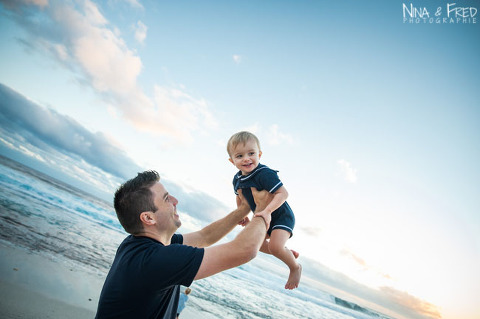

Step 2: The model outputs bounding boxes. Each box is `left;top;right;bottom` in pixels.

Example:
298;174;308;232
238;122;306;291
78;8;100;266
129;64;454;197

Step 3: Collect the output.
227;131;261;156
114;170;160;234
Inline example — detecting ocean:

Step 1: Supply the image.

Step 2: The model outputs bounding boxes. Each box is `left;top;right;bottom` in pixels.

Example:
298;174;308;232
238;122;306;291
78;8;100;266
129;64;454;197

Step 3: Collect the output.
0;155;392;319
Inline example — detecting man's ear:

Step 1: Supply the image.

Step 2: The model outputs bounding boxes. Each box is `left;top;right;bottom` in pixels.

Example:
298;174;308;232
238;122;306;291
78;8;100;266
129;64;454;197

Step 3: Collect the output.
140;211;156;226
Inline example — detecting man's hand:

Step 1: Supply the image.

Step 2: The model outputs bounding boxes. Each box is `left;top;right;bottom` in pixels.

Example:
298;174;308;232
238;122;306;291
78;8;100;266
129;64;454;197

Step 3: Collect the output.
236;189;250;213
236;189;251;219
251;188;273;230
237;216;250;227
253;210;271;230
251;188;274;212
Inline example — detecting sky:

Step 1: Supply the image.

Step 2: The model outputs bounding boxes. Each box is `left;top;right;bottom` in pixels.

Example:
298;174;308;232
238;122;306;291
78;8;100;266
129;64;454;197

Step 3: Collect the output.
0;0;479;318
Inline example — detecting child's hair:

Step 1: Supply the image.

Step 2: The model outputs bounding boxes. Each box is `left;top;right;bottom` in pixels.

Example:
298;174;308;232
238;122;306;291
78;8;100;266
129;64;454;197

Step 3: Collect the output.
227;131;261;156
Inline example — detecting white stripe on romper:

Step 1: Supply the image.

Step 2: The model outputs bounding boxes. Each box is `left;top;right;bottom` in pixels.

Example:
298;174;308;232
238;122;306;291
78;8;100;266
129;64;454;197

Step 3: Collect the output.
272;225;293;232
269;181;282;193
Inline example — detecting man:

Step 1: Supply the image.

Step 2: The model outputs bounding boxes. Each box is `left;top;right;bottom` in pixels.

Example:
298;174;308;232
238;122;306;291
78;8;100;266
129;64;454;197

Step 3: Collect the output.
95;170;271;318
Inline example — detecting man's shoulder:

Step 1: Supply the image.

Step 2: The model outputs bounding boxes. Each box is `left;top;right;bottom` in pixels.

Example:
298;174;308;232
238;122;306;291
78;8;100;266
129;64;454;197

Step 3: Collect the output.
122;235;159;245
122;234;183;245
117;236;158;256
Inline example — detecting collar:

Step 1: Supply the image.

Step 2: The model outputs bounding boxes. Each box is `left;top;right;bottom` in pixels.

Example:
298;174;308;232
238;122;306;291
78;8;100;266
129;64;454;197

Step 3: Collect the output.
235;163;268;181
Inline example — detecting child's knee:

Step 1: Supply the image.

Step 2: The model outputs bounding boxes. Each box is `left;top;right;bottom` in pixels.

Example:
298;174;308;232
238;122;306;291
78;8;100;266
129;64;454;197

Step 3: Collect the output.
268;241;284;256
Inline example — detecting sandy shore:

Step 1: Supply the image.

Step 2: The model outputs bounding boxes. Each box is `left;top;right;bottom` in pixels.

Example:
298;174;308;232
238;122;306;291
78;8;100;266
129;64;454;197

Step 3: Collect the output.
0;279;199;319
0;243;201;318
0;279;95;319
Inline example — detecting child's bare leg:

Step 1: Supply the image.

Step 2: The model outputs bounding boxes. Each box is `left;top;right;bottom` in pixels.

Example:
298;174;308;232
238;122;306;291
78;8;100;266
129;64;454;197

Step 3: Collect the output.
260;237;299;258
268;229;302;289
260;238;271;254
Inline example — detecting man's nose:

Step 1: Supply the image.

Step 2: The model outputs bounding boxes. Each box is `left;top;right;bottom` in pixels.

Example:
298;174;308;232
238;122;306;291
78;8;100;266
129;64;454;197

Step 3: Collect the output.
172;196;178;205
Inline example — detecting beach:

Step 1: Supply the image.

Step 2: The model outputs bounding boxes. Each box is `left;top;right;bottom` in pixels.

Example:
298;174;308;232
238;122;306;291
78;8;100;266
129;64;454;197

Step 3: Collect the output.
0;243;203;319
0;279;95;319
0;242;97;318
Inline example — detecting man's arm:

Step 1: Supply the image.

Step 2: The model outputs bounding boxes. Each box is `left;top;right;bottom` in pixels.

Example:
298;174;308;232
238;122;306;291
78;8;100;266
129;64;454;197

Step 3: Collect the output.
182;190;250;248
193;189;273;280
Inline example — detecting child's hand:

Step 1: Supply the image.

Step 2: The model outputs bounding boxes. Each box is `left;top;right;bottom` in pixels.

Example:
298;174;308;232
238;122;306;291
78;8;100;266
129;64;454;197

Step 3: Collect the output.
253;209;271;229
237;216;250;227
254;209;271;219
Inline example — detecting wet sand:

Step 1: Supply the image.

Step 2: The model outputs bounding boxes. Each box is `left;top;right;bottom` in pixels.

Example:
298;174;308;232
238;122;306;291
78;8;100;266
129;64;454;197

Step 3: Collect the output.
0;243;200;318
0;279;95;318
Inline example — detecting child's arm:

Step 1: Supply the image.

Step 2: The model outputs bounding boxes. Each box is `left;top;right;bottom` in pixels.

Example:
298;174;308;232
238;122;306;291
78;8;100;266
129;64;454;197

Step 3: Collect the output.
255;186;288;218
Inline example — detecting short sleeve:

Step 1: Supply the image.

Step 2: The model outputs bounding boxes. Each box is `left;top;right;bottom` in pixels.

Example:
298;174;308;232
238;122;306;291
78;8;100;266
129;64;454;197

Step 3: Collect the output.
144;244;204;288
256;168;283;193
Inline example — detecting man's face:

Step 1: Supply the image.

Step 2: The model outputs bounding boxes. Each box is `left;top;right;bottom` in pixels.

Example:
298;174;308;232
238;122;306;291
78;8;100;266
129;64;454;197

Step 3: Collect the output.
150;182;181;231
229;139;262;175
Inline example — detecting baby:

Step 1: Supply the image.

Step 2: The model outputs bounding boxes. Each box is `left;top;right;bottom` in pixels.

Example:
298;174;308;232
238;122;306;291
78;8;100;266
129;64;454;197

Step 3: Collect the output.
227;131;301;289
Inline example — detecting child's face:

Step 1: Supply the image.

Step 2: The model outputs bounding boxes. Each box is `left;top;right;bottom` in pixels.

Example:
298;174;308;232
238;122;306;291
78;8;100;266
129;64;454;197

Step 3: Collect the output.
229;139;262;175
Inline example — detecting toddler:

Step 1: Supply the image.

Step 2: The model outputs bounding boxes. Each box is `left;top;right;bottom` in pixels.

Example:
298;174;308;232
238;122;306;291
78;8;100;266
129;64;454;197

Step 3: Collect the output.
227;131;301;289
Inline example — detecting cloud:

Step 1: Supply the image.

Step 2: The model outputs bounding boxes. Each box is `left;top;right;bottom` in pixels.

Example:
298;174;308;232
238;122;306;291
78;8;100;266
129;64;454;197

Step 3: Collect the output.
53;1;142;94
3;0;217;143
162;180;229;223
125;85;217;143
340;248;392;280
341;249;367;267
302;255;441;319
122;0;143;9
233;54;242;64
267;124;293;145
233;124;292;148
299;225;322;237
134;20;147;44
0;0;48;8
0;83;141;180
0;83;228;222
337;159;358;183
380;287;442;319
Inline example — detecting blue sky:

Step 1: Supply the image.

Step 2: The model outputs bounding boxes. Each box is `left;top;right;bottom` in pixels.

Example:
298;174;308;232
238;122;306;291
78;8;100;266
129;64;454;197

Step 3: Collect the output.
0;1;479;318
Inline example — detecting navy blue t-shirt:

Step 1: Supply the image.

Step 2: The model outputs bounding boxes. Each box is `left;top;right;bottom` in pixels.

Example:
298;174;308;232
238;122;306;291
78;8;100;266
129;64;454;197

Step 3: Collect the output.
96;234;204;319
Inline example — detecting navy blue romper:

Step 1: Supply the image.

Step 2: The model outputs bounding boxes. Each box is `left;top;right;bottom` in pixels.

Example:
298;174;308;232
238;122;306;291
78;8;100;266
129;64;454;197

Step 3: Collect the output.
233;164;295;236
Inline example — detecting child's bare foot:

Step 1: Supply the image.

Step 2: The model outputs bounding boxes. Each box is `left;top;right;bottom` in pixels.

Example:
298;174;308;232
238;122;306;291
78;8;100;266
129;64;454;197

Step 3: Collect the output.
290;249;299;259
285;263;302;290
